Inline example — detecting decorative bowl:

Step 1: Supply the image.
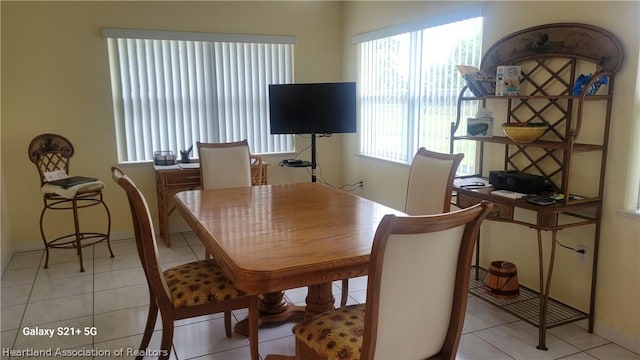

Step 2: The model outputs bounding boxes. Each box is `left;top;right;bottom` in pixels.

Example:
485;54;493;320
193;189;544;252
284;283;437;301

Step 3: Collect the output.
502;123;548;143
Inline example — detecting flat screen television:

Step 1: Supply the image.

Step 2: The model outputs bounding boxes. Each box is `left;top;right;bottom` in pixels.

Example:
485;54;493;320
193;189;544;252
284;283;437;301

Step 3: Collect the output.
268;82;357;134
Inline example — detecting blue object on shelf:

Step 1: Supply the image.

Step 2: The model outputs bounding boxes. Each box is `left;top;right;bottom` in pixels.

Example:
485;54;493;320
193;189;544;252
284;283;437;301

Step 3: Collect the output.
572;73;608;96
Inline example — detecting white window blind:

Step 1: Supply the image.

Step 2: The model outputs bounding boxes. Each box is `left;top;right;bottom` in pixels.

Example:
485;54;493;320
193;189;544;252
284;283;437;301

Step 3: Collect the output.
355;10;482;173
104;29;295;162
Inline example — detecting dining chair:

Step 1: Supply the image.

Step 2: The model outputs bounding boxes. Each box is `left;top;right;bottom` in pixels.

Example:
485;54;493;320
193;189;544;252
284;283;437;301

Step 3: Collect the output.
197;139;264;260
404;147;464;215
28;133;113;272
267;201;491;360
197;139;254;189
341;148;464;306
111;166;259;360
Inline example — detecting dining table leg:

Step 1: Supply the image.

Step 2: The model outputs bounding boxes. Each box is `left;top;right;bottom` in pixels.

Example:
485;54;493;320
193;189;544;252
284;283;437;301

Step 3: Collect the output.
234;282;336;336
304;282;336;317
234;290;303;336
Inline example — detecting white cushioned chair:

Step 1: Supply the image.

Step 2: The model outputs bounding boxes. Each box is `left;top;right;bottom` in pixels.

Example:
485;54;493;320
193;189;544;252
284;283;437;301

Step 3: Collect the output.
197;139;263;260
197;139;254;189
267;201;491;360
404;147;464;215
341;148;464;306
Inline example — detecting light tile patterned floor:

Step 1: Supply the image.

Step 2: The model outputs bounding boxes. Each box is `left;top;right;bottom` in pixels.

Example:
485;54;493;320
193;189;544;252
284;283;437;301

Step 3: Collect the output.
2;232;639;360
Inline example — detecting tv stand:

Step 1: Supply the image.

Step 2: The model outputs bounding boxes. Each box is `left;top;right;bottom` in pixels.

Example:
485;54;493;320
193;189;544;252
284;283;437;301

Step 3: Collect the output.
310;133;317;182
280;133;321;182
282;160;312;167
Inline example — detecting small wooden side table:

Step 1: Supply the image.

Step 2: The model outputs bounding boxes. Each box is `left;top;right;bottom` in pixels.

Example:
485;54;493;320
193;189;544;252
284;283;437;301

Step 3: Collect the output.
154;162;268;246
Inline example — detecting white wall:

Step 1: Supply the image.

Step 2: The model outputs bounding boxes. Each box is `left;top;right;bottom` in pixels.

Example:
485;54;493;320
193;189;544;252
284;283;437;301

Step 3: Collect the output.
2;0;638;351
341;0;640;351
1;1;347;249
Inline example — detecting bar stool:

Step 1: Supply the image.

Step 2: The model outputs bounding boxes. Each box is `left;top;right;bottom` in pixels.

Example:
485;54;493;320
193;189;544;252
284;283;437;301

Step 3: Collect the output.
28;133;114;272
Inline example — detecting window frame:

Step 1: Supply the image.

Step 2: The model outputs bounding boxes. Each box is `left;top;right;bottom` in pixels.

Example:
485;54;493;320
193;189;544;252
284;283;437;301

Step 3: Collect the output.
352;6;483;171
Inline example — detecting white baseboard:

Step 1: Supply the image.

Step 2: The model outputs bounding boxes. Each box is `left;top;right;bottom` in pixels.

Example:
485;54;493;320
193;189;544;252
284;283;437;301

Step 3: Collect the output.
594;322;640;354
8;232;137;252
0;225;188;270
169;223;193;234
1;239;42;276
9;239;43;254
2;231;137;272
1;251;12;277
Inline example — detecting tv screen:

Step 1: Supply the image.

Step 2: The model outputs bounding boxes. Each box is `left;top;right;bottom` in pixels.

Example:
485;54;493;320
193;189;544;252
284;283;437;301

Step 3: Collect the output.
268;82;357;134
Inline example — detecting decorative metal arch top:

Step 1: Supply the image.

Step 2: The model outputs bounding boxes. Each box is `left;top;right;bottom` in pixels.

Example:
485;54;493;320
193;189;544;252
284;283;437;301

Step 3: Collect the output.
480;23;623;76
28;133;74;164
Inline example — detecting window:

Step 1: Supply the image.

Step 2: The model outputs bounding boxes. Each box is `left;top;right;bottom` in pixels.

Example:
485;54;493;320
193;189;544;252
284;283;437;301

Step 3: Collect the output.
104;29;295;162
355;8;483;174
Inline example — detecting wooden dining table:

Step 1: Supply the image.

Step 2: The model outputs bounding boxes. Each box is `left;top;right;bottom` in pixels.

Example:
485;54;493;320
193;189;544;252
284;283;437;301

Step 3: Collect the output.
174;182;404;333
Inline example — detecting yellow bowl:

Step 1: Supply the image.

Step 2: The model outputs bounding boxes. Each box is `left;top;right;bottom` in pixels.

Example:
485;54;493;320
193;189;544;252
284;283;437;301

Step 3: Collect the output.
502;123;548;143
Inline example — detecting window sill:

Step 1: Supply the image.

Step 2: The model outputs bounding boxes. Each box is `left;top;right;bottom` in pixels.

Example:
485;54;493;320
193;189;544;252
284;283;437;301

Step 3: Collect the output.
617;208;640;220
116;160;154;167
356;153;411;167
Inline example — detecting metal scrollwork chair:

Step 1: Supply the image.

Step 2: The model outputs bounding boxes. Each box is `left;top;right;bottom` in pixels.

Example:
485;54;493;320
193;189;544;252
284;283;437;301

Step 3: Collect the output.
28;133;113;272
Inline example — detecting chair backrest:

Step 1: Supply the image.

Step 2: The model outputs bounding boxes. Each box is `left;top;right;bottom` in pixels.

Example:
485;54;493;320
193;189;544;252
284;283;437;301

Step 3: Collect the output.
405;148;464;215
111;166;173;310
28;133;75;185
362;201;492;360
197;140;252;189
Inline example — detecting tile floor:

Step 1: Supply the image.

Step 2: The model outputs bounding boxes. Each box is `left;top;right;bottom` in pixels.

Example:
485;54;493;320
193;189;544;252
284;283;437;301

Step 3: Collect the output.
2;232;639;360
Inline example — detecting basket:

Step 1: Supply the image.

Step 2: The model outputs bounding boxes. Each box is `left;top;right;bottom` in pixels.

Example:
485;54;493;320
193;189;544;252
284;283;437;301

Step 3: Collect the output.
484;261;519;299
154;151;176;166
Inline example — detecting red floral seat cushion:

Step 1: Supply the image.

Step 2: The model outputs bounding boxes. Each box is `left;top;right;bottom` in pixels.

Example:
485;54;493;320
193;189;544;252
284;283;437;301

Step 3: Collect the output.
292;304;365;360
163;260;246;308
